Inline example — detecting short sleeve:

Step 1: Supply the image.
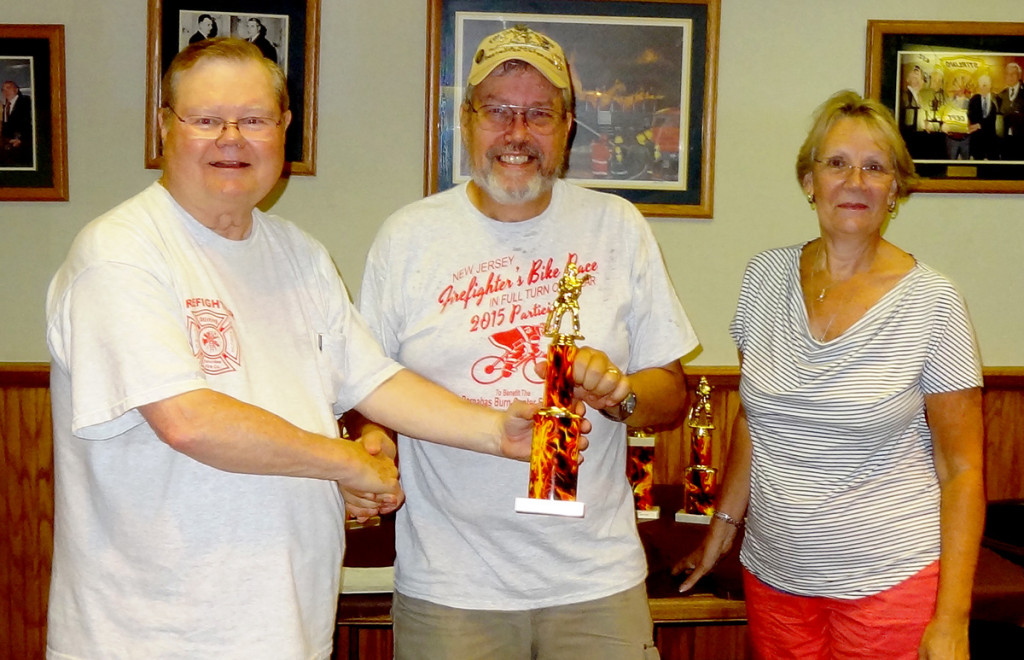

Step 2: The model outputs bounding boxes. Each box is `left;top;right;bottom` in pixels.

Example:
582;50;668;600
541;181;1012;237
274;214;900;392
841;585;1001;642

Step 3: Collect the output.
358;228;403;360
624;210;699;372
49;262;207;439
730;260;759;354
920;282;983;394
311;244;402;413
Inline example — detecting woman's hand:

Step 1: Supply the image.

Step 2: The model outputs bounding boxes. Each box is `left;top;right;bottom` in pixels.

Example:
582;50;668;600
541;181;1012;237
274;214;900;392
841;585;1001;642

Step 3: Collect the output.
673;519;740;593
917;614;970;659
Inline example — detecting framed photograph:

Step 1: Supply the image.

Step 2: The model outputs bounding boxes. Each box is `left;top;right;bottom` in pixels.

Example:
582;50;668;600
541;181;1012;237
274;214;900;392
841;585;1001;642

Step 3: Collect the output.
426;0;720;217
145;0;320;174
866;20;1024;193
0;24;68;201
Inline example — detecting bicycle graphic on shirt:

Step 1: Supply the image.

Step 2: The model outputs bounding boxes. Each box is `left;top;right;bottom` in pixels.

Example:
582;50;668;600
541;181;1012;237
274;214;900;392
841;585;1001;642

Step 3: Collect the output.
471;324;545;385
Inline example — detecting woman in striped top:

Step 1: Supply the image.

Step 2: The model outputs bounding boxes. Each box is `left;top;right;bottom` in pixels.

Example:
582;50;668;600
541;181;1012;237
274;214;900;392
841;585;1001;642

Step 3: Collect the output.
677;91;984;660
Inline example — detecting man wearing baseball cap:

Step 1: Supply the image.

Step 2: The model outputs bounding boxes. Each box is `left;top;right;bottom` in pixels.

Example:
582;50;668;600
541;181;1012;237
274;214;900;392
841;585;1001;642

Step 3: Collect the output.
356;25;698;659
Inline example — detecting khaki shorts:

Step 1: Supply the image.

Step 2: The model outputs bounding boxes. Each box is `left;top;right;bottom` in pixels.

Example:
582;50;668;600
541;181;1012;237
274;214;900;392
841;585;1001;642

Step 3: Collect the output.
392;582;660;660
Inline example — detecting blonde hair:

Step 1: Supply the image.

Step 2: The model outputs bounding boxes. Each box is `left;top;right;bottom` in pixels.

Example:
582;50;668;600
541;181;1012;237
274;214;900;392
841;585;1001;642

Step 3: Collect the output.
796;90;917;200
161;37;288;113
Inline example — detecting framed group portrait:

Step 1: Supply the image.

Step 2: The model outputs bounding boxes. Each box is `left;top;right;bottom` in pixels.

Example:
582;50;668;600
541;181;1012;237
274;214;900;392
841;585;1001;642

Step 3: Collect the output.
0;24;68;201
867;20;1024;194
145;0;321;174
426;0;720;217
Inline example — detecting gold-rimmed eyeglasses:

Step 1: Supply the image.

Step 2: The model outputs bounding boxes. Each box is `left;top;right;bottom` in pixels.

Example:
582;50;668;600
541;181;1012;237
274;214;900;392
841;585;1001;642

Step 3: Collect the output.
814;156;893;181
470;104;566;135
165;107;283;141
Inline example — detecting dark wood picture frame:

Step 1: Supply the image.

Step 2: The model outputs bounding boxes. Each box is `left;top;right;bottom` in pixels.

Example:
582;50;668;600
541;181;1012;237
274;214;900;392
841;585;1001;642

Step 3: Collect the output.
425;0;720;217
866;19;1024;194
0;24;68;201
145;0;320;175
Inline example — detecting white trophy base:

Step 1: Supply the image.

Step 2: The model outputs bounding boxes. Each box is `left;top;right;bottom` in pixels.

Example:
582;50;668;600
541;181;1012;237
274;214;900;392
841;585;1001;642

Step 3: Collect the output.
674;511;712;525
636;506;661;521
515;497;586;518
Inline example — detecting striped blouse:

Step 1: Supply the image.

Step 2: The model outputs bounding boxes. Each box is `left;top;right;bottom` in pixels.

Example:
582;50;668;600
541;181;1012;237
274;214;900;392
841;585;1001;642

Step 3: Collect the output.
730;243;982;598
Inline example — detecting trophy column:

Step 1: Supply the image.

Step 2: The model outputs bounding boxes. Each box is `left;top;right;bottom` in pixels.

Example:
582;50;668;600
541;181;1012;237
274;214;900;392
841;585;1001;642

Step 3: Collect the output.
514;262;589;518
626;428;659;520
675;376;719;524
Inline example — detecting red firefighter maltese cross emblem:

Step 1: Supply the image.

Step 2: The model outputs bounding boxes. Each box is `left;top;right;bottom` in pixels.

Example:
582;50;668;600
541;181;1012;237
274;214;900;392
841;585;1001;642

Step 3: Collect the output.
187;308;240;375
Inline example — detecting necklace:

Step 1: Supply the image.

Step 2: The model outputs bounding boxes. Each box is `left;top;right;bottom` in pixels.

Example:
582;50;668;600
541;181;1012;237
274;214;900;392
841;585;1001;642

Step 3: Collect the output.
810;243;833;302
816;308;839;342
809;243;840;341
806;240;885;342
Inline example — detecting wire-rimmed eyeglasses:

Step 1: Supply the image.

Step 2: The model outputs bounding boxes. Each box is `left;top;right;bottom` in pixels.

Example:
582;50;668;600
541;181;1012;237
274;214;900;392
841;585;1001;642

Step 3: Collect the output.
814;156;894;181
165;107;284;141
469;104;567;135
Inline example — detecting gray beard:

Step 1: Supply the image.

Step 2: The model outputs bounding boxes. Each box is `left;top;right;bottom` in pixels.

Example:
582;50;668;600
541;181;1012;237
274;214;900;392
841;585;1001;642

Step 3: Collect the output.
471;168;555;205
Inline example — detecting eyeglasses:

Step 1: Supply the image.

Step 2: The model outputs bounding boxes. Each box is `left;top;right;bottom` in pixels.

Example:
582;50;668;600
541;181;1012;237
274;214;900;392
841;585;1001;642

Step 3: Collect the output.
814;156;894;181
165;107;283;140
470;104;566;135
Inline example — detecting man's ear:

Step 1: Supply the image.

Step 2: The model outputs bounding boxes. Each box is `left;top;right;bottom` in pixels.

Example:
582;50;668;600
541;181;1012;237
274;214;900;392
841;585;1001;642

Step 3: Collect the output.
158;107;170;147
459;103;472;142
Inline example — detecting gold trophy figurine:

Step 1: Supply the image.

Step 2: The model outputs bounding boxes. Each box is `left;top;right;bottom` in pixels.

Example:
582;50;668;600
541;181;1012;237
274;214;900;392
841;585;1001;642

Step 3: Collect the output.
514;262;590;518
675;376;719;524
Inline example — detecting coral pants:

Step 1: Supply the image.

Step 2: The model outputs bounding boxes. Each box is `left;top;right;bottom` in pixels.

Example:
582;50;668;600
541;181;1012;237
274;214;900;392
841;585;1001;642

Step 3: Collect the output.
743;561;940;660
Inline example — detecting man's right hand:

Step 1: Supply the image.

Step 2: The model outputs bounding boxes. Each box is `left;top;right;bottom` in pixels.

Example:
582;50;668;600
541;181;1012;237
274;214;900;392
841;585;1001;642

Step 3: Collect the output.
339;438;401;495
340;427;404;520
496;400;590;461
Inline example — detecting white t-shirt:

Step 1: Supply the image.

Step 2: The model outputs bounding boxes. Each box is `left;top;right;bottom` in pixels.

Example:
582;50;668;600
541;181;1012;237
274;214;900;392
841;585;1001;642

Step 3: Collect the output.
45;182;401;659
360;180;699;610
731;244;983;598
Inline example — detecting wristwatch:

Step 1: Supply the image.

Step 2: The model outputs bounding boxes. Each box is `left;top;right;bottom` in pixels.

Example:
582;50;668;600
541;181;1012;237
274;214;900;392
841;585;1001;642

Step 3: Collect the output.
599;391;637;422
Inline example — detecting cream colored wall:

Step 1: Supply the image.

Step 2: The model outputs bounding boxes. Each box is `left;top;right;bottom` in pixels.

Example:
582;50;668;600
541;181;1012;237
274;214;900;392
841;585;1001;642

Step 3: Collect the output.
2;0;1022;365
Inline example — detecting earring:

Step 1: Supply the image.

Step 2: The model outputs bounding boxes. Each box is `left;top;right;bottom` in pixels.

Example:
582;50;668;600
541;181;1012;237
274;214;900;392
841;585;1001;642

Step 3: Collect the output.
887;199;897;218
807;193;816;211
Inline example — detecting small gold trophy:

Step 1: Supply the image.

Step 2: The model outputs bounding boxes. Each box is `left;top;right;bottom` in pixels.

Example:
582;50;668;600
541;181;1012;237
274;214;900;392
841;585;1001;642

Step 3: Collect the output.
675;377;718;524
514;262;589;518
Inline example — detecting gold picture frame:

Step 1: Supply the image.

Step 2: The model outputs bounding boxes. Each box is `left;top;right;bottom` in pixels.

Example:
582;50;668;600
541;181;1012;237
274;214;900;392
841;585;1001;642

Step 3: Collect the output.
866;19;1024;193
0;24;68;201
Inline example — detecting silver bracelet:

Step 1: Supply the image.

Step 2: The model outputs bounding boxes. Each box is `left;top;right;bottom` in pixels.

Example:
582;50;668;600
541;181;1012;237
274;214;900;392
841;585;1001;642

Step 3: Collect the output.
712;511;744;528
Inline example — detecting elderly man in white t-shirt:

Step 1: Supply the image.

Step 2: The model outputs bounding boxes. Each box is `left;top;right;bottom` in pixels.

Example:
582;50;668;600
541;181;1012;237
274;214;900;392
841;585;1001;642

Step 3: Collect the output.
357;25;699;660
45;37;538;660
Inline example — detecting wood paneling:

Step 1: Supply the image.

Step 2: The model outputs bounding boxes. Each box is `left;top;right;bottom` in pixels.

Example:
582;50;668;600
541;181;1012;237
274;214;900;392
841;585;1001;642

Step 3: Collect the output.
333;626;393;660
980;371;1024;500
1;363;53;660
3;363;1021;660
656;624;750;660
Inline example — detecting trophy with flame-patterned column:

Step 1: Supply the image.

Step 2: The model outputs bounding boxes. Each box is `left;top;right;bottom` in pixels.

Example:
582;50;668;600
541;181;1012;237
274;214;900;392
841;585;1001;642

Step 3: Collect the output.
675;377;718;524
627;428;659;520
514;262;589;518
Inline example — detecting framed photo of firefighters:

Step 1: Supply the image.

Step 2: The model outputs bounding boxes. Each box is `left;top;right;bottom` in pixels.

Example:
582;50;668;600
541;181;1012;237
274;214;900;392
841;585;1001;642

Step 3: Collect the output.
426;0;720;217
867;20;1024;193
0;24;68;201
145;0;320;174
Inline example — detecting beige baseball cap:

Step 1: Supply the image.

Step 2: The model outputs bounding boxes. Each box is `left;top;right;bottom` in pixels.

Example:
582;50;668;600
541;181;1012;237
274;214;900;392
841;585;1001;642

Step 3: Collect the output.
467;25;571;91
